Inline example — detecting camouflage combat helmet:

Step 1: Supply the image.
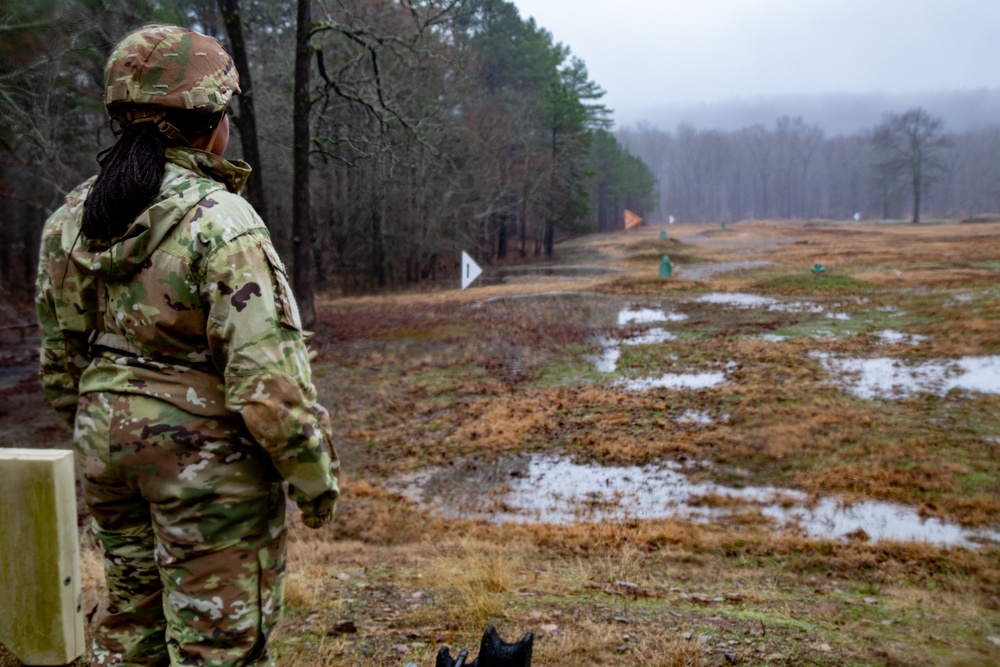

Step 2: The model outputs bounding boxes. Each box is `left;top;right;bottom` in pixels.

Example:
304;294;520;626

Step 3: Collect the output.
104;25;239;127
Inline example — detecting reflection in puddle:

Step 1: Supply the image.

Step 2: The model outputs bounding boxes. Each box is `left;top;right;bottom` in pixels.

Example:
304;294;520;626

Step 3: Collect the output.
477;290;592;304
778;301;826;314
591;306;730;389
694;293;857;320
496;265;622;278
679;261;774;280
623;328;675;345
761;499;994;546
0;363;37;391
820;354;1000;398
694;293;779;308
477;266;623;287
948;294;974;306
875;330;928;345
679;410;715;425
618;307;687;325
591;339;621;373
618;307;665;325
391;455;999;547
617;371;727;391
590;306;684;374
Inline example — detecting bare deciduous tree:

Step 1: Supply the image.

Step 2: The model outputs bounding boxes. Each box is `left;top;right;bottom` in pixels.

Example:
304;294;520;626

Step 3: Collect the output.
218;0;268;218
872;107;951;224
292;0;315;326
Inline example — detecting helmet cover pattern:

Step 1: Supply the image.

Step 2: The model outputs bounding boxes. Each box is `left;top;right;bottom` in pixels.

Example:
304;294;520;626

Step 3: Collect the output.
104;25;240;117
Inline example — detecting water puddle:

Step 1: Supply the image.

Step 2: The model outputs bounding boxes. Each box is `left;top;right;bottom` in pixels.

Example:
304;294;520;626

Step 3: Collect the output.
494;266;623;285
693;293;779;308
684;235;798;248
679;261;775;280
590;305;730;390
391;455;999;547
591;339;622;373
622;328;675;345
678;410;717;425
476;290;600;305
617;371;727;391
819;354;1000;398
948;293;974;306
776;301;827;314
693;293;854;319
589;306;684;374
618;307;687;325
874;330;928;345
0;363;37;391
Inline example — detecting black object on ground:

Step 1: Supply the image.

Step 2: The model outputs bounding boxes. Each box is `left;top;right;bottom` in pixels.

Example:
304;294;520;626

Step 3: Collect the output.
436;626;534;667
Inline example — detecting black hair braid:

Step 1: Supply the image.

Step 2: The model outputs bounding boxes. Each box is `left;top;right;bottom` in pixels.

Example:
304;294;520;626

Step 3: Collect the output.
82;123;167;241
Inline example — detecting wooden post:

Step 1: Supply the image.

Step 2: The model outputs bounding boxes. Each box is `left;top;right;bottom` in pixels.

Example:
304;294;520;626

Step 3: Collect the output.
0;449;85;665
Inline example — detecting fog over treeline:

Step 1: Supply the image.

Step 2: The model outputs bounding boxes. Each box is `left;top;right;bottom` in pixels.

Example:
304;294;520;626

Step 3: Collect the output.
616;90;1000;224
617;89;1000;136
2;0;998;305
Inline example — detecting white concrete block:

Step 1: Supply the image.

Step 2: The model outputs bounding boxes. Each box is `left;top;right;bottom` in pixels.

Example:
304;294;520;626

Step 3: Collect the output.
0;449;85;665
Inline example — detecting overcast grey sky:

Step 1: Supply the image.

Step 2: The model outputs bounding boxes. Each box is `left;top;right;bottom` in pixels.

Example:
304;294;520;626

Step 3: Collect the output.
511;0;1000;123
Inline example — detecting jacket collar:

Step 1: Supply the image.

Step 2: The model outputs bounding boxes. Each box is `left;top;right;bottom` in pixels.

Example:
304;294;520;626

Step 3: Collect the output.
165;147;252;194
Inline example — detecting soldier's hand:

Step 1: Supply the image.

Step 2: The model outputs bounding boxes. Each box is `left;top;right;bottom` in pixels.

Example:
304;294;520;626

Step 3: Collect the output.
298;488;338;529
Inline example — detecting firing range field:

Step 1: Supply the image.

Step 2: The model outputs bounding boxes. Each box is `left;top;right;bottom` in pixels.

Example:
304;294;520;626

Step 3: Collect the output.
1;218;999;666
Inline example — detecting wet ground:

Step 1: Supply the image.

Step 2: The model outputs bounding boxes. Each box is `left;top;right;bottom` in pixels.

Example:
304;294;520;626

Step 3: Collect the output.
390;453;1000;547
354;223;1000;552
386;295;1000;547
7;220;1000;666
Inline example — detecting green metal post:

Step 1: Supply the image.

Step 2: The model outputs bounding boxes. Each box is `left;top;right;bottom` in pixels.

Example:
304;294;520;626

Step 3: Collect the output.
659;255;673;277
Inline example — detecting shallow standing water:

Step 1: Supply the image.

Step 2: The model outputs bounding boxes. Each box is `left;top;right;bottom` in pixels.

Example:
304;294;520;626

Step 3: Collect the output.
452;295;1000;547
391;455;1000;547
819;354;1000;398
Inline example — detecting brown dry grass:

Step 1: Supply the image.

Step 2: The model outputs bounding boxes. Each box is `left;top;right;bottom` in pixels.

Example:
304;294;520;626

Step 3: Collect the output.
4;219;1000;666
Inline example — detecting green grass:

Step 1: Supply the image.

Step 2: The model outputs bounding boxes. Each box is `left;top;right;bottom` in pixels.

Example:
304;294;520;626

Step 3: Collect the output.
409;365;488;394
956;471;998;495
531;342;607;387
972;260;1000;271
721;609;818;634
614;342;735;374
373;323;472;342
753;273;871;295
805;216;963;227
765;302;925;340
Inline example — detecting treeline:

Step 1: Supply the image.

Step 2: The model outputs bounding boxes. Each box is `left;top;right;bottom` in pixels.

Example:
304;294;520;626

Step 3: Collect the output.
618;114;1000;224
0;0;658;298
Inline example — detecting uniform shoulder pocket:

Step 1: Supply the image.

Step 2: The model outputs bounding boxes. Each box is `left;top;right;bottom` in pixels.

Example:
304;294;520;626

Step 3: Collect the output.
261;240;303;331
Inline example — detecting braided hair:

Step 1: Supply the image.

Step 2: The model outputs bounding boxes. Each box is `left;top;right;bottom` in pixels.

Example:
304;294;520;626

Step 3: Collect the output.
82;110;224;241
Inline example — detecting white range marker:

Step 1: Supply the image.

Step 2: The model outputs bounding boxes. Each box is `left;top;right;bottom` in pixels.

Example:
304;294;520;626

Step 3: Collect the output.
461;251;483;290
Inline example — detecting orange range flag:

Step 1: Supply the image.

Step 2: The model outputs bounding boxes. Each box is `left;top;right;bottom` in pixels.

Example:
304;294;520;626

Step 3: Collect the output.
624;209;643;231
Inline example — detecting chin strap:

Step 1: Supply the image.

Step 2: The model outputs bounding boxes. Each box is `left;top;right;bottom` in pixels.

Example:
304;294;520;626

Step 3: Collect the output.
201;104;228;153
111;105;227;150
110;108;190;146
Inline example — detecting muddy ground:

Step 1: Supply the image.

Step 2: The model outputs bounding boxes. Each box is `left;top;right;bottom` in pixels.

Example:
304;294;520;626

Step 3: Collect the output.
2;218;999;666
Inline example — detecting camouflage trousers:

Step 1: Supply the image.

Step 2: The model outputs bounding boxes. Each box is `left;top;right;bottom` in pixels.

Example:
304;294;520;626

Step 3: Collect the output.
74;392;287;667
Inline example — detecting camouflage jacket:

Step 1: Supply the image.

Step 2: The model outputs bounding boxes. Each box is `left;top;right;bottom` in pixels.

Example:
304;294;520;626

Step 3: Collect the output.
36;147;338;503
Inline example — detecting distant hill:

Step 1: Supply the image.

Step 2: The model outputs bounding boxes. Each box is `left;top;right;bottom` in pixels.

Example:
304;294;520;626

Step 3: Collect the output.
615;89;1000;135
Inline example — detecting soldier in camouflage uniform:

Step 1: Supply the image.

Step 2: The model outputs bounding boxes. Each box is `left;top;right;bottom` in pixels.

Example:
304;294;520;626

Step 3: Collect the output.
35;25;339;666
